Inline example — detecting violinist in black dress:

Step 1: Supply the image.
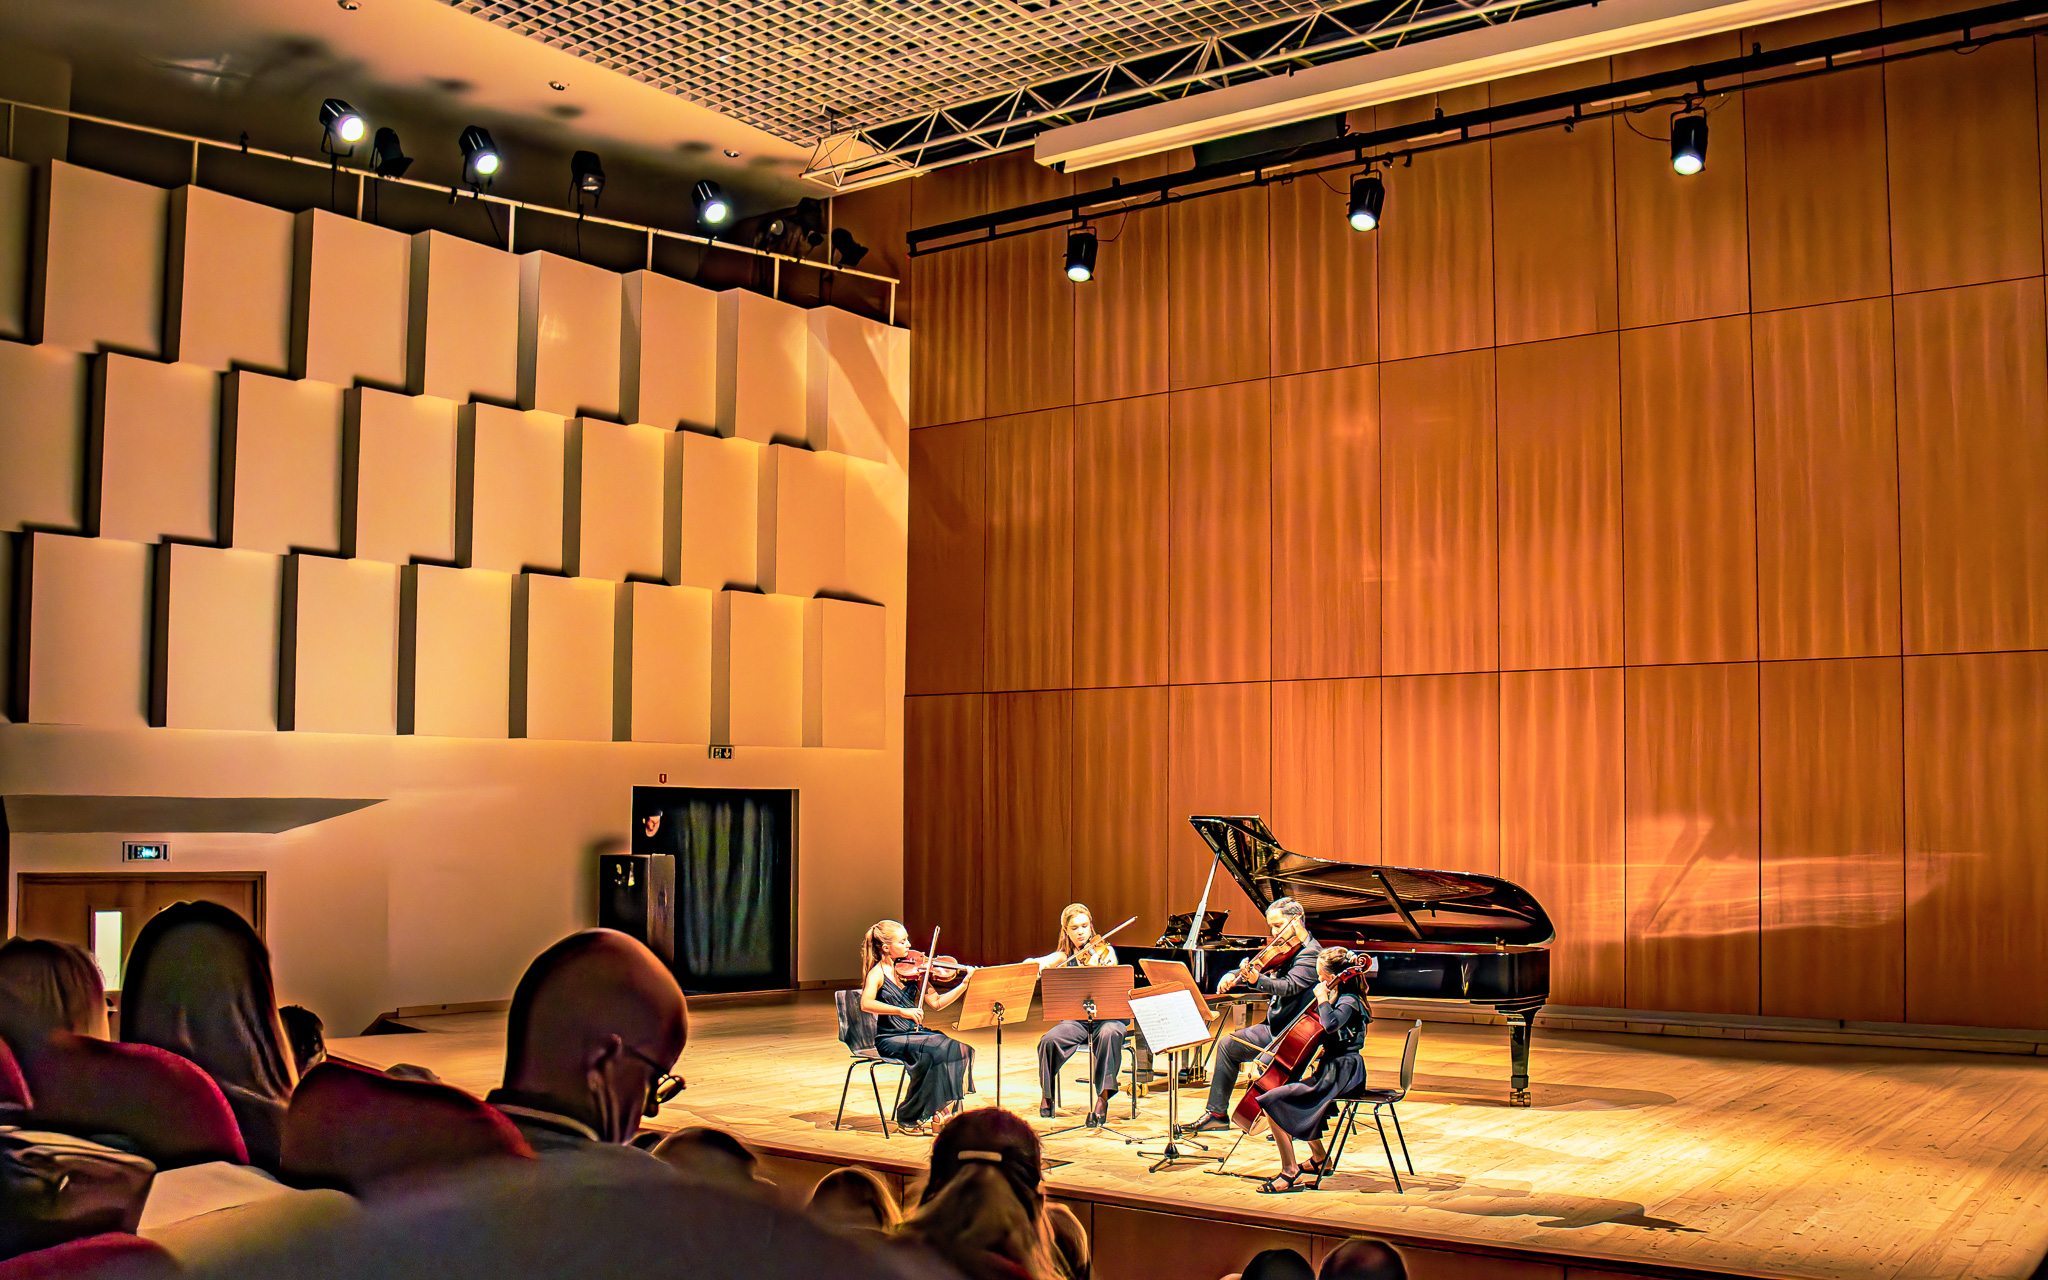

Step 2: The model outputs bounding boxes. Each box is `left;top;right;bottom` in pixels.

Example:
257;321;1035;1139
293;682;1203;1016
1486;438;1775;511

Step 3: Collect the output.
858;920;973;1135
1026;902;1126;1125
1254;945;1375;1193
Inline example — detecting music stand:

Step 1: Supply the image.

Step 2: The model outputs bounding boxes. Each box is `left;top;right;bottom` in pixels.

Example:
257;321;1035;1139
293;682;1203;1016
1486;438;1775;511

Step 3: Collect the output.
955;962;1042;1113
1039;964;1137;1141
1124;986;1222;1171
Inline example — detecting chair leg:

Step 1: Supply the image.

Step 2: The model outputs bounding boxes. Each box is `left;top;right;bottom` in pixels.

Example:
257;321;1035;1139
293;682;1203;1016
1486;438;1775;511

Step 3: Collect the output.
1388;1103;1414;1174
1372;1108;1403;1193
892;1066;906;1121
1325;1103;1356;1177
870;1065;892;1138
835;1060;860;1132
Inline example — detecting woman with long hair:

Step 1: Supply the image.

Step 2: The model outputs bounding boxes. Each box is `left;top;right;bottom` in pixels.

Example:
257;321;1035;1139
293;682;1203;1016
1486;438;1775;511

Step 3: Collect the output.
807;1165;903;1233
1025;903;1127;1124
0;937;109;1055
896;1107;1065;1280
1253;945;1374;1194
859;920;973;1136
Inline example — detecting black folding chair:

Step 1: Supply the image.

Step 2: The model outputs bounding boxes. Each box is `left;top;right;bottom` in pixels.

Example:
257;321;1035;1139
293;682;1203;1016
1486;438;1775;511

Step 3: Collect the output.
833;989;908;1137
1324;1020;1421;1192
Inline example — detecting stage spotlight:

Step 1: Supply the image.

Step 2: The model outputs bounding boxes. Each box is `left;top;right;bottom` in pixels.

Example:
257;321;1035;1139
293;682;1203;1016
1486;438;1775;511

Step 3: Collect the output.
831;227;869;270
319;98;366;146
1671;112;1708;176
1348;172;1385;232
1064;228;1098;283
460;125;500;181
571;150;606;198
371;128;413;178
694;180;732;226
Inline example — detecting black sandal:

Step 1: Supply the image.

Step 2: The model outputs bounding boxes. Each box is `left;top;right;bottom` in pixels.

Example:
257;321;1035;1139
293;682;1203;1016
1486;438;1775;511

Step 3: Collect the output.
1258;1168;1310;1194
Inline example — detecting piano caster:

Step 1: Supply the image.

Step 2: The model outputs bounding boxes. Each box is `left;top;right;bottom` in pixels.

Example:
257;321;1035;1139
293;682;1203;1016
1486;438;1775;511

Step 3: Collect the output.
1510;1088;1531;1108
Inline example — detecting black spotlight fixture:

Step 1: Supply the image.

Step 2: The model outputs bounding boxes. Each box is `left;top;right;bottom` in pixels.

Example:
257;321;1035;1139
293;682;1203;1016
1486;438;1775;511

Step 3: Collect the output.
1348;171;1385;232
319;98;366;148
831;227;869;270
459;125;500;182
1670;111;1709;176
1064;227;1098;283
570;150;606;200
694;180;732;227
371;127;412;178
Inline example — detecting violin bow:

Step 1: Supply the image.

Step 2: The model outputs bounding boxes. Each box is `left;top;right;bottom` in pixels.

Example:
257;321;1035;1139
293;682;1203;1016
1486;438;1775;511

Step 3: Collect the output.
917;926;940;1012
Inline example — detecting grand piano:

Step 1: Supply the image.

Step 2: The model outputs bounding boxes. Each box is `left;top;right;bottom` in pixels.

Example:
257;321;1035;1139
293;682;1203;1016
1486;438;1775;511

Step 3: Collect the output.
1122;815;1554;1106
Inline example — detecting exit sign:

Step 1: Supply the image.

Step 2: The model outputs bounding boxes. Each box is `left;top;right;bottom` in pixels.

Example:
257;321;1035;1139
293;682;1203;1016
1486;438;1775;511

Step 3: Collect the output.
709;745;735;760
122;840;170;862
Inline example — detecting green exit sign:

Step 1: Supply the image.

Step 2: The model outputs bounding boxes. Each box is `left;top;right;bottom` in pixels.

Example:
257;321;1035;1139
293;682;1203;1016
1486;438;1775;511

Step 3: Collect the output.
122;840;170;862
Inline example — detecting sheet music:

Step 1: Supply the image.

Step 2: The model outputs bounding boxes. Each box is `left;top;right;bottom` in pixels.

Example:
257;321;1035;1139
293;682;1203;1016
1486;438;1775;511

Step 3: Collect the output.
1127;987;1211;1054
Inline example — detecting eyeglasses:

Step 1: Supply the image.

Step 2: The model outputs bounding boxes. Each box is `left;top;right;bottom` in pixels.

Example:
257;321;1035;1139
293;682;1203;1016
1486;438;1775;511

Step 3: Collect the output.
622;1044;686;1117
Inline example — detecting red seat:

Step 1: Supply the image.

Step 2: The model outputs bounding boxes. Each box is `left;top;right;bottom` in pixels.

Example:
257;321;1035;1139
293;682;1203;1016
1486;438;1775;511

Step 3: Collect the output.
0;1234;175;1279
22;1033;247;1168
0;1036;30;1119
280;1061;534;1194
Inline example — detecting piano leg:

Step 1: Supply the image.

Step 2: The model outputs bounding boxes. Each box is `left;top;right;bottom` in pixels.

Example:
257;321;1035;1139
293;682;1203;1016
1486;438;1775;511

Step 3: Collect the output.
1501;998;1544;1107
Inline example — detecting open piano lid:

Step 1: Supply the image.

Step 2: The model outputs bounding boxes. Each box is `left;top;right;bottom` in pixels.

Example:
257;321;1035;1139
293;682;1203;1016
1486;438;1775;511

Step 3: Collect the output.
1189;815;1556;947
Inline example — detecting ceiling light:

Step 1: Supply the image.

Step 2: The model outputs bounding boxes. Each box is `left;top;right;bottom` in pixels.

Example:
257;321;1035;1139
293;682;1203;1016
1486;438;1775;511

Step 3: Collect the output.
460;125;499;181
319;99;365;146
694;180;732;226
1670;112;1708;176
1348;172;1384;231
549;81;568;91
371;127;412;178
1064;228;1097;283
571;149;605;197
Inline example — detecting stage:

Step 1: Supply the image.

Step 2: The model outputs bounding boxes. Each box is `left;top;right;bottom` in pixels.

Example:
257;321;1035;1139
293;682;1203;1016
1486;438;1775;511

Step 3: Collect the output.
330;992;2048;1280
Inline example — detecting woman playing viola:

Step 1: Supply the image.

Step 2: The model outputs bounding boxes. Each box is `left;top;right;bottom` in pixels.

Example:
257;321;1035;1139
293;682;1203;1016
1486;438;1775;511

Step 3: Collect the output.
860;920;974;1136
1026;903;1127;1124
1253;945;1375;1194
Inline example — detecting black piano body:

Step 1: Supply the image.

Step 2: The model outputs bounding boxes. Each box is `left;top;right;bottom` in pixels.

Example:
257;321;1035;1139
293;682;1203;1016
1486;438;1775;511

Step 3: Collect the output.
1132;815;1555;1106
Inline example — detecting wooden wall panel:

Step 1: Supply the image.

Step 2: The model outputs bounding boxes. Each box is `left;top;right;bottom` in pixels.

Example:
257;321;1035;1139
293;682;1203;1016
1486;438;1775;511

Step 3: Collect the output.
1759;657;1905;1023
1069;686;1172;944
1885;37;2043;294
1268;172;1377;376
1073;396;1169;688
1894;280;2048;655
1271;678;1380;865
905;694;986;962
1381;672;1500;874
1380;350;1498;676
1167;186;1271;390
1624;662;1761;1016
906;422;985;694
1620;317;1758;665
1613;36;1751;328
1904;651;2048;1030
1270;365;1379;680
984;229;1074;417
1490;65;1619;345
1168;381;1271;684
909;243;985;429
1496;334;1623;671
1378;89;1495;360
1752;298;1902;660
984;691;1072;966
1166;682;1272;934
1502;667;1626;1008
1746;65;1891;310
1073;204;1169;405
982;409;1073;691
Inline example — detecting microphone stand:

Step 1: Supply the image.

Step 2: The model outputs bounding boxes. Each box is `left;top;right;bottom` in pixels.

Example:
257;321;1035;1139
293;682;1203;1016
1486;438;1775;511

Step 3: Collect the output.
1044;995;1140;1142
991;999;1007;1112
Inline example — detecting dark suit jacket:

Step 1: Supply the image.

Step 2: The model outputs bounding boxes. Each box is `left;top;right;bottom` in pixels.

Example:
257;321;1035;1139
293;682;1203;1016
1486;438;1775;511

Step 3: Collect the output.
1253;936;1324;1029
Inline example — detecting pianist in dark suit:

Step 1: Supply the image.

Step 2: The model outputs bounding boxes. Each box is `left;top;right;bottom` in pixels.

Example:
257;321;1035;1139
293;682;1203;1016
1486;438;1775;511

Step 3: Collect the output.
1190;897;1324;1131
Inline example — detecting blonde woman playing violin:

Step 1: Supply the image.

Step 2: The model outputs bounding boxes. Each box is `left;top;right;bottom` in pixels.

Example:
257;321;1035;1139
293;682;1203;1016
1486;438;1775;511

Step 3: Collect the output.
1026;903;1127;1124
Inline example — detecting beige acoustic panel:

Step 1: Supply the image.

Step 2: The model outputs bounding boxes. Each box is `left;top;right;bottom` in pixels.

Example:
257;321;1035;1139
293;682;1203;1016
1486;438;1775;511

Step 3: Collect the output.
620;270;717;432
716;290;806;444
758;444;846;598
91;354;218;545
222;371;344;556
665;430;759;590
616;581;712;743
14;532;151;728
407;230;519;405
518;251;621;419
843;455;907;609
805;306;910;464
460;402;566;574
343;388;458;566
293;209;410;389
32;161;167;358
0;340;89;533
712;590;803;746
0;157;29;340
282;554;399;734
152;543;280;731
804;597;885;748
511;573;613;740
403;563;512;738
565;417;664;581
165;186;294;375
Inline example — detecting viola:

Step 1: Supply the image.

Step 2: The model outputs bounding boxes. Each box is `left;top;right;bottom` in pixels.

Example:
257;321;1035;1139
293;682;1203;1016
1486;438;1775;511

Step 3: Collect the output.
1217;918;1306;994
1229;956;1374;1133
894;949;972;991
1041;915;1138;969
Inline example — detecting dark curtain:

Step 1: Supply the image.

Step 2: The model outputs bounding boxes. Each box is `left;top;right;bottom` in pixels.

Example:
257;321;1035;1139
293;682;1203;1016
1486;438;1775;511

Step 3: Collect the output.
672;794;782;982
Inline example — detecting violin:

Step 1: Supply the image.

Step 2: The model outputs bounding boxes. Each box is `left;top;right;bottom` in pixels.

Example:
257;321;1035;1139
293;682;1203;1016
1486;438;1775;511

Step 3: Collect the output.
894;948;972;991
1229;955;1373;1132
1216;918;1306;994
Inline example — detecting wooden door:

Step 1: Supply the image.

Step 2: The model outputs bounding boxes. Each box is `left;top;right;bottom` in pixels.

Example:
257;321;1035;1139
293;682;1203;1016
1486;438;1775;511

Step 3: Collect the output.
14;873;264;990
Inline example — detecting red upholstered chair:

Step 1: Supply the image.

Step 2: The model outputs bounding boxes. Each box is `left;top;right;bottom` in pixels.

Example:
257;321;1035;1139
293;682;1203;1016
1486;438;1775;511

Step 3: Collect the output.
22;1033;247;1168
0;1234;176;1279
281;1061;534;1195
0;1036;31;1119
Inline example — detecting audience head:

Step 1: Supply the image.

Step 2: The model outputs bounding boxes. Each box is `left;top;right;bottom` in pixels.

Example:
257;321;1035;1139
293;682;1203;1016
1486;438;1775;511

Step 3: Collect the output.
1319;1238;1407;1280
501;928;687;1144
280;1004;327;1076
900;1107;1059;1280
0;937;109;1052
806;1165;901;1233
1044;1201;1090;1280
1239;1247;1316;1280
652;1125;760;1190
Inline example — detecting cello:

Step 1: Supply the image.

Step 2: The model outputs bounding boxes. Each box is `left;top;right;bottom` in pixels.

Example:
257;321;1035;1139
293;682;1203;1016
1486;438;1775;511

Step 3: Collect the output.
1228;953;1375;1132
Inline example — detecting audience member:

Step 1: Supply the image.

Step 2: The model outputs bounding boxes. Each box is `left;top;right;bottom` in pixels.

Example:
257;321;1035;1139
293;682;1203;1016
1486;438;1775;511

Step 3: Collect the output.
896;1107;1064;1280
0;938;109;1055
1044;1202;1090;1280
483;929;687;1165
807;1166;902;1233
1319;1238;1407;1280
278;1006;326;1077
651;1125;761;1191
383;1063;442;1083
1231;1247;1315;1280
120;903;297;1172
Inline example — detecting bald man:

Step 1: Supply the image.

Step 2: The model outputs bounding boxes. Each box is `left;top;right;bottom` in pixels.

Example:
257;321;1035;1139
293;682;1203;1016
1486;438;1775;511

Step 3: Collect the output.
485;929;687;1161
1319;1238;1407;1280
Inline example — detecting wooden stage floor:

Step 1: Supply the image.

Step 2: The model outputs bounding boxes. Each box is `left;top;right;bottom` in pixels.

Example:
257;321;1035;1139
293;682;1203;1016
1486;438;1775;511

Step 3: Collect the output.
331;993;2048;1280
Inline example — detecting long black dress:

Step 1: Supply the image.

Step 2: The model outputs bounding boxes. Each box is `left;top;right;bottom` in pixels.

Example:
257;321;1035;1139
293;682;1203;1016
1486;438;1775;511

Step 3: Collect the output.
1255;992;1370;1141
872;972;972;1126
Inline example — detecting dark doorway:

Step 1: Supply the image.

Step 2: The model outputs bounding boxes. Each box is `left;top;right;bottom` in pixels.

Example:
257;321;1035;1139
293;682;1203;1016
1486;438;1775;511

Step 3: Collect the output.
631;787;794;994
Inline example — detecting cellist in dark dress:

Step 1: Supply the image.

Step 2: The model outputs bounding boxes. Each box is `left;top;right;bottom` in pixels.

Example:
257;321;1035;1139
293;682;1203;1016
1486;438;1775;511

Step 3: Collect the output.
858;920;973;1136
1254;945;1375;1193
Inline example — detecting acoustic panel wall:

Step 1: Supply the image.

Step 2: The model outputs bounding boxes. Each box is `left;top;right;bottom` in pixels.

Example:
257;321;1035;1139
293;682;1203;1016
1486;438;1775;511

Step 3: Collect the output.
666;430;760;591
344;388;458;566
616;582;712;744
806;306;910;464
757;444;846;598
282;553;399;735
843;456;908;609
222;371;344;556
0;157;28;341
712;590;803;747
165;186;294;376
460;403;566;575
620;270;716;432
804;597;886;748
12;532;151;728
0;340;88;534
152;543;280;732
408;230;519;405
513;573;613;741
566;418;664;582
90;354;217;546
293;209;410;390
402;564;513;738
518;251;621;420
717;289;806;444
33;161;166;358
